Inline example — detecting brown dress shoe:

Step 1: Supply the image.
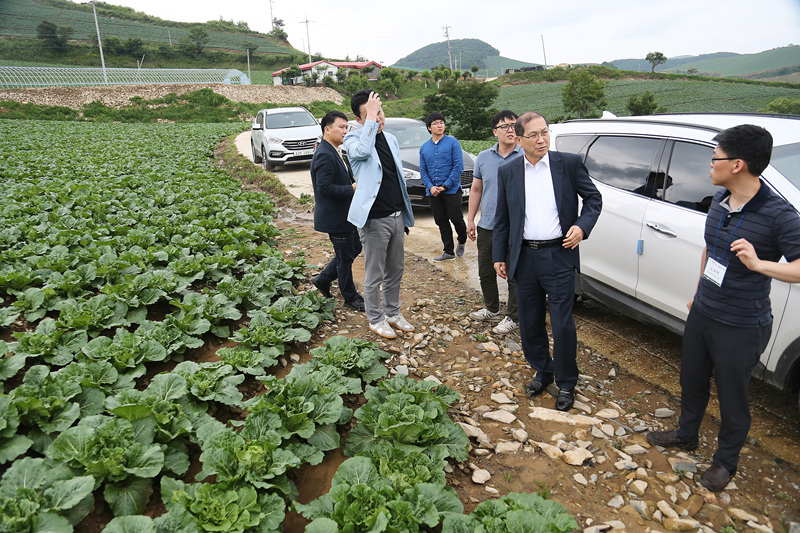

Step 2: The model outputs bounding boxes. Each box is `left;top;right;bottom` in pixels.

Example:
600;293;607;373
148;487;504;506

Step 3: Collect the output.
699;464;733;492
645;429;698;451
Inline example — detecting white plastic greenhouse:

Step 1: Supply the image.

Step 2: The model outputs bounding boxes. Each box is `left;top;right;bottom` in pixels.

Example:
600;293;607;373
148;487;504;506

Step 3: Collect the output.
0;67;251;88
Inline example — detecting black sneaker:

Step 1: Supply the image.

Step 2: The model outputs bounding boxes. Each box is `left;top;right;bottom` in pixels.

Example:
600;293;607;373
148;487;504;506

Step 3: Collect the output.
311;275;332;298
343;297;365;311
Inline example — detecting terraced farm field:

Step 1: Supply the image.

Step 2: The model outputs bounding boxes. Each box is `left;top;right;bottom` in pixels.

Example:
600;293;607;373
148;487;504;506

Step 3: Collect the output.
495;79;800;118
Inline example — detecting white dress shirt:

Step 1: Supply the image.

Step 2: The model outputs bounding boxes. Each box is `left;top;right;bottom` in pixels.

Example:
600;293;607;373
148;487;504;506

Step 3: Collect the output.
523;152;562;240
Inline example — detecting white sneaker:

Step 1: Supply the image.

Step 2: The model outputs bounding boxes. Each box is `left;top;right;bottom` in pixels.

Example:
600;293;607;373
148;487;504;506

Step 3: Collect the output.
469;308;501;322
369;319;397;339
493;316;518;334
386;314;415;332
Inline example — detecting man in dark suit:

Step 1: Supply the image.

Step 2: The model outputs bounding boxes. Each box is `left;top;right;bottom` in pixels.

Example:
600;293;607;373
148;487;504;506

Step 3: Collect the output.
493;112;602;411
310;111;365;311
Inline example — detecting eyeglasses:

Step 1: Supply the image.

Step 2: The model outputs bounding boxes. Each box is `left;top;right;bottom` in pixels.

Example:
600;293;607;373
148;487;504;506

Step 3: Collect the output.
711;157;737;163
494;123;516;132
430;120;445;126
519;129;550;140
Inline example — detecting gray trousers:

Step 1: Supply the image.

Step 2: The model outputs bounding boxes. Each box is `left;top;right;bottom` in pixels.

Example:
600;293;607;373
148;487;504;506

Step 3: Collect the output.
358;213;405;324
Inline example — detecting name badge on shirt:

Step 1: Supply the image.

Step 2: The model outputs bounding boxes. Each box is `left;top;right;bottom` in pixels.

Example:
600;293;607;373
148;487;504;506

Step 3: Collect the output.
702;255;728;287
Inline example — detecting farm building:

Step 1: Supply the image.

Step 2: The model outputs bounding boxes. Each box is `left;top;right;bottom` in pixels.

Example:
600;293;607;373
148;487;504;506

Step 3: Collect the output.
271;60;383;85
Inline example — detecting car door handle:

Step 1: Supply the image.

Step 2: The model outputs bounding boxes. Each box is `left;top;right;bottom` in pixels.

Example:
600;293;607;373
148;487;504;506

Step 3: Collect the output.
646;222;677;238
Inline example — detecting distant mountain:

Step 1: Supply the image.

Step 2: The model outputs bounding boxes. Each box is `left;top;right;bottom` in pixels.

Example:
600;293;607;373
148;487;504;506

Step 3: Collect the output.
606;52;739;72
393;39;497;71
606;46;800;79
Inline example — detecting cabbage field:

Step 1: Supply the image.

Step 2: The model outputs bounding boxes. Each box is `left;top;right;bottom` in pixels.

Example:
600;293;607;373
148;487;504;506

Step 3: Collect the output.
0;121;575;532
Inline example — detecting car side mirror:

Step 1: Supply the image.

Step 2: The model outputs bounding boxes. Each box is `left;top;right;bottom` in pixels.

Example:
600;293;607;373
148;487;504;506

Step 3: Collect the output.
252;123;263;130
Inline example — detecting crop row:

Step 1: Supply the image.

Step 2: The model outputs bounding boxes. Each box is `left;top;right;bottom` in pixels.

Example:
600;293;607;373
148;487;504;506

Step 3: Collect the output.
0;120;575;532
0;0;293;54
494;79;800;119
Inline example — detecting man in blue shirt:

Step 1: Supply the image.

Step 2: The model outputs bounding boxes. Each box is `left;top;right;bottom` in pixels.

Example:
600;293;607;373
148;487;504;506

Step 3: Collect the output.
419;112;466;261
647;124;800;492
467;110;522;335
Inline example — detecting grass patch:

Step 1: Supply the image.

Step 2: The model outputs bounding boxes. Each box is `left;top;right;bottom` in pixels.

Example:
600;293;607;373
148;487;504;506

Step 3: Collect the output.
215;133;297;209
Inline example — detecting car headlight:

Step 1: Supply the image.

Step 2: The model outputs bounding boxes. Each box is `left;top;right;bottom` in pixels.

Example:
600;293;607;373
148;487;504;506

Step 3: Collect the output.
266;136;284;145
403;168;420;181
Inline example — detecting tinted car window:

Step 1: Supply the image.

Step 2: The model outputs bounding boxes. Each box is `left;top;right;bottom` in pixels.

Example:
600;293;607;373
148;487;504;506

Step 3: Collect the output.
662;141;717;213
266;111;317;129
771;142;800;191
555;134;593;155
584;136;663;193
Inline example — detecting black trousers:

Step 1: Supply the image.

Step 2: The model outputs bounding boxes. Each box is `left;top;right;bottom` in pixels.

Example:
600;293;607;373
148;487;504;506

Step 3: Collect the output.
429;190;467;255
317;227;362;302
513;245;578;390
677;307;771;474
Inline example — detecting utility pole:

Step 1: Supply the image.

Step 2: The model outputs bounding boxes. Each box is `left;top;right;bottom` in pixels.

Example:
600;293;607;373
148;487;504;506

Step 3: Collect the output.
300;16;312;63
541;35;548;68
269;0;275;30
442;24;452;71
88;0;107;84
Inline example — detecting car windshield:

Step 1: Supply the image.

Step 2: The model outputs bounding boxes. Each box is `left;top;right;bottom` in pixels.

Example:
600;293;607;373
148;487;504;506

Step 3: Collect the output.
384;123;431;149
771;142;800;191
266;111;317;129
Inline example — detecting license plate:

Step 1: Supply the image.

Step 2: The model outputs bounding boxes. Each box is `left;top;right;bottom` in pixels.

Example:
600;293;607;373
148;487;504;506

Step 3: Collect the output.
294;149;314;156
462;187;470;196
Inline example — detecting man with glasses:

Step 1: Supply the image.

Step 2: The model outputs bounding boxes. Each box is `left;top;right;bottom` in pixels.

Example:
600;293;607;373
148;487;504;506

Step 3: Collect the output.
419;112;467;261
467;110;522;335
493;111;602;412
647;124;800;492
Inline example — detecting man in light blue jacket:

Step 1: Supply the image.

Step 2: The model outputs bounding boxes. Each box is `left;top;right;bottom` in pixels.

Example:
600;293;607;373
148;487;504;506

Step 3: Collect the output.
344;89;415;339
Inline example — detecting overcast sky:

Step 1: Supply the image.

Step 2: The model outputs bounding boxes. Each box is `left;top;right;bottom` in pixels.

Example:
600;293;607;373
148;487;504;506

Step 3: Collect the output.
73;0;799;66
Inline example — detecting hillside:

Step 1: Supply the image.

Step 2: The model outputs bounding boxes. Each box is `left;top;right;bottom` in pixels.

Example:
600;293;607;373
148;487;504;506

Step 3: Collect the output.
607;46;800;79
394;38;531;73
666;45;800;78
0;0;295;54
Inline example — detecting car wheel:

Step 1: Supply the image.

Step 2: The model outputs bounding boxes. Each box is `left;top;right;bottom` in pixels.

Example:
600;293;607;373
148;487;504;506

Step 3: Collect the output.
251;141;262;164
261;147;271;171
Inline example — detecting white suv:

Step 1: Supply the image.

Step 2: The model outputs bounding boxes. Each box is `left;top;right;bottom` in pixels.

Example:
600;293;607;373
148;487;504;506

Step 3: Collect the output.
251;107;320;171
549;113;800;406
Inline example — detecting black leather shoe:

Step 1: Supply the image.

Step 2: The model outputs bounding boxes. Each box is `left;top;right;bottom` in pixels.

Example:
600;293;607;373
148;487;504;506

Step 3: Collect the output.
645;429;698;451
344;297;365;312
310;275;332;298
699;464;734;492
555;389;574;412
525;374;554;398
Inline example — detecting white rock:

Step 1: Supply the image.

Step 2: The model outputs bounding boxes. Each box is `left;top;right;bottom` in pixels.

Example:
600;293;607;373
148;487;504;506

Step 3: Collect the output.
655;408;677;418
728;508;761;522
485;486;499;494
527;407;600;426
483;410;517;424
511;429;528;442
595;408;620;419
564;448;594;466
608;368;617;379
458;422;486;440
668;457;697;474
657;500;679;519
478;342;500;352
491;392;515;404
472;469;491;484
573;400;593;414
600;424;615;437
615;426;627;436
395;365;409;375
747;520;774;533
607;495;625;509
615;460;638;471
495;441;522;454
574;473;589;486
624;444;648;455
591;426;607;439
629;480;648;497
604;520;625;530
536;441;564;460
423;375;442;384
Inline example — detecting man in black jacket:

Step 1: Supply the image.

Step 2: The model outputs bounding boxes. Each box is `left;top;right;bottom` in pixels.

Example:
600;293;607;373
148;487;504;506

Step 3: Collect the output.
310;111;365;311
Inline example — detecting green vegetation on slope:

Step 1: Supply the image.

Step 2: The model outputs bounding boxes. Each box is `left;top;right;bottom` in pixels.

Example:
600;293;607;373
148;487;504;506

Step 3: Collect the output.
0;0;294;53
393;38;500;70
665;46;800;77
